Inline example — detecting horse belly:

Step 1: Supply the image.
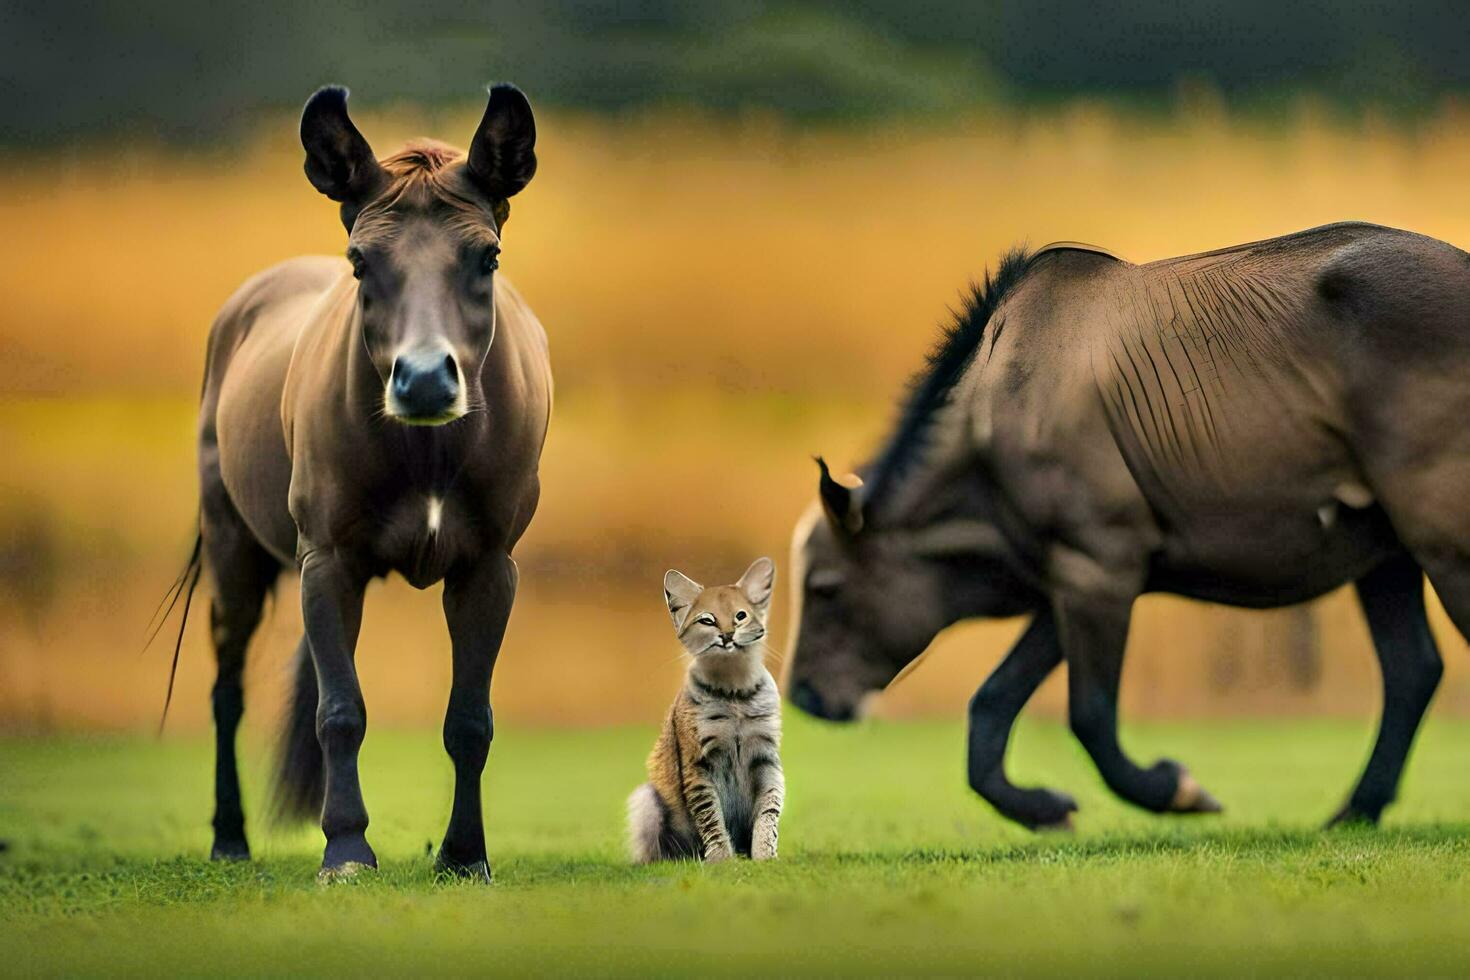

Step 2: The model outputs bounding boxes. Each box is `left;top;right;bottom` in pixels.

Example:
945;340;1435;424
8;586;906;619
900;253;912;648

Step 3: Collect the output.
1149;496;1398;607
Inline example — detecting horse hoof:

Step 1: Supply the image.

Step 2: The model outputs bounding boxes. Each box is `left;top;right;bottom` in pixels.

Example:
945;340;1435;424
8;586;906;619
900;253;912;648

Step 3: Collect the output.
1170;770;1223;814
1035;813;1075;833
318;861;375;884
320;833;377;881
1325;805;1380;829
1019;788;1079;832
210;839;251;862
435;855;492;883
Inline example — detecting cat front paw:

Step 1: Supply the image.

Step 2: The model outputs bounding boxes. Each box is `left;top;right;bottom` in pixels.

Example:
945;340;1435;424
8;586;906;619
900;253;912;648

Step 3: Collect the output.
703;842;734;863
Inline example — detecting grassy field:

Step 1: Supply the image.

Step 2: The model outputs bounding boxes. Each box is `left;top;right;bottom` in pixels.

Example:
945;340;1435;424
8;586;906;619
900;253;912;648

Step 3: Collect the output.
4;716;1470;976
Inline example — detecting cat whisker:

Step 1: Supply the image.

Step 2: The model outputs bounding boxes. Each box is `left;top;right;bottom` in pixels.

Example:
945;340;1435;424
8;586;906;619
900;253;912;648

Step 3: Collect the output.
645;650;693;679
756;639;787;669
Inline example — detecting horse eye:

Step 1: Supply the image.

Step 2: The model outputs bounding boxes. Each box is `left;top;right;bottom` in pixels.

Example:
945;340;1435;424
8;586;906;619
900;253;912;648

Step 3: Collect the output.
348;251;366;280
480;246;501;275
809;576;842;598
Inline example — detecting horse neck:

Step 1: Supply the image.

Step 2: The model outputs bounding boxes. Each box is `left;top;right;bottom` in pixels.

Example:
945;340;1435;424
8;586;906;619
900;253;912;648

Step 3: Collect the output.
876;428;1043;621
870;395;981;530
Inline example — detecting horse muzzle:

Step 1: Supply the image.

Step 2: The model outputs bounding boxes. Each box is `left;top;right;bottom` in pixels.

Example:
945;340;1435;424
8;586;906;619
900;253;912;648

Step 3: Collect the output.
386;350;464;424
789;679;857;722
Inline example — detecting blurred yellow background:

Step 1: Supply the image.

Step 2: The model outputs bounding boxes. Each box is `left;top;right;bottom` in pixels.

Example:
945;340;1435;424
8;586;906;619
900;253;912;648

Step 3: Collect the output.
6;101;1470;732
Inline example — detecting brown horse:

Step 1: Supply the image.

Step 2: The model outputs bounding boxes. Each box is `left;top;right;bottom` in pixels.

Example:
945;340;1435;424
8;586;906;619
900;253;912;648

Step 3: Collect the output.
787;225;1470;832
174;84;549;880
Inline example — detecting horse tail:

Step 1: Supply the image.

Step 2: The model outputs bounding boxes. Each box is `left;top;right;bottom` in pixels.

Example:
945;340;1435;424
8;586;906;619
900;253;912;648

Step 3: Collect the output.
272;640;324;824
148;529;204;735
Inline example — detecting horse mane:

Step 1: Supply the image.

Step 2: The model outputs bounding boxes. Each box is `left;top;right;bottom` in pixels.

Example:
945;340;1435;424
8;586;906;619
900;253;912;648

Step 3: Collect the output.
380;139;464;179
861;246;1038;511
363;139;504;241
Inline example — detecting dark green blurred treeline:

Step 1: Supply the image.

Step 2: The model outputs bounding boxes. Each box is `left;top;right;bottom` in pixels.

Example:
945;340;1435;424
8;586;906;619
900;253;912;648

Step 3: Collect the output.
4;0;1469;146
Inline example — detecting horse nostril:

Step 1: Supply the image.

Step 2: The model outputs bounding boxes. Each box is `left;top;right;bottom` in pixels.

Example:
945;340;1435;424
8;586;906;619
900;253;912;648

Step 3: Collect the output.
390;352;460;418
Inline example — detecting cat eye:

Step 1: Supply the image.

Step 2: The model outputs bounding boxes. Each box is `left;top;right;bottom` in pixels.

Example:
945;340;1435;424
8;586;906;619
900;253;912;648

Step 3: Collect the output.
696;615;716;626
735;611;747;622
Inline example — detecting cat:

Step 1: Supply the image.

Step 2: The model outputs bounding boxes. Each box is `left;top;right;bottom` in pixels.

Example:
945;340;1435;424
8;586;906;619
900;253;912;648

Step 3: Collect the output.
627;557;784;863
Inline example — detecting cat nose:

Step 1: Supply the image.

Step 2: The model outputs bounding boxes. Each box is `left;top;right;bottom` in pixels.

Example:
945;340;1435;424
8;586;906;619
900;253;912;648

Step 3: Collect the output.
719;631;734;644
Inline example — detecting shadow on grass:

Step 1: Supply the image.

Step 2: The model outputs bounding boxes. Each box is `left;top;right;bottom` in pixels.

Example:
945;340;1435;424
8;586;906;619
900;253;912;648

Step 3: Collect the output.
8;821;1470;918
829;821;1470;869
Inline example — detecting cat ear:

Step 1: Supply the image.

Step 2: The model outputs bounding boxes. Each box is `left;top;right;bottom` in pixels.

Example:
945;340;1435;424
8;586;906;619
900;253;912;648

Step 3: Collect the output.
663;569;703;629
737;557;775;614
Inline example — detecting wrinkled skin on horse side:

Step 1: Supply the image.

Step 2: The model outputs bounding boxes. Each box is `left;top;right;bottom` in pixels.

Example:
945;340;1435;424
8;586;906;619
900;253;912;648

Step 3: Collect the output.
194;84;550;879
787;225;1466;830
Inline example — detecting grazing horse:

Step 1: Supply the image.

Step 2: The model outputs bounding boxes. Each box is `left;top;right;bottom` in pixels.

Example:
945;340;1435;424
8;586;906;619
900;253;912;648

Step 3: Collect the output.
786;225;1470;831
179;84;549;879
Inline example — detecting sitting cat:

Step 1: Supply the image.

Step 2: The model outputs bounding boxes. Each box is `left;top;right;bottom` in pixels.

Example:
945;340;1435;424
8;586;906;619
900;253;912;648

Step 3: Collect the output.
628;557;784;863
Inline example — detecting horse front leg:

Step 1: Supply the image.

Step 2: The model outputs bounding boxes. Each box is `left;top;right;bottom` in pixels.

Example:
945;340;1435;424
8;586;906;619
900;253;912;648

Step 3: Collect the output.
436;551;517;881
1055;587;1222;815
299;548;373;879
967;608;1076;830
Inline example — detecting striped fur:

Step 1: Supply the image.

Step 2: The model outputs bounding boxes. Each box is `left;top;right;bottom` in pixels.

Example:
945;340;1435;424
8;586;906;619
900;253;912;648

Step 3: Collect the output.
628;559;784;863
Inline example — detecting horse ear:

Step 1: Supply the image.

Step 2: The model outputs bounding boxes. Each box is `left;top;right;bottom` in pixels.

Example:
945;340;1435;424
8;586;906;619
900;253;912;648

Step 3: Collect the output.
300;86;385;228
816;457;864;535
737;557;776;614
467;83;537;200
663;569;703;629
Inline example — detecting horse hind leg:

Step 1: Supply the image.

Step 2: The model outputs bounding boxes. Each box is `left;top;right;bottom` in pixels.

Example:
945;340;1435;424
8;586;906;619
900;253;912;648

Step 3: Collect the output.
1356;451;1470;823
1329;551;1443;827
201;482;281;861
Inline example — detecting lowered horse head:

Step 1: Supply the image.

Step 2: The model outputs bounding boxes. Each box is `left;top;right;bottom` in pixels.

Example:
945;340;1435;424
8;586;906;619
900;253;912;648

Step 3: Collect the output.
785;458;1038;723
301;83;536;425
784;253;1047;723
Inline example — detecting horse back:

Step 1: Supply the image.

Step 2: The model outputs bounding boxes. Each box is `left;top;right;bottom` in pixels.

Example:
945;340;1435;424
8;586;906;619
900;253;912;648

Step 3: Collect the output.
202;256;347;564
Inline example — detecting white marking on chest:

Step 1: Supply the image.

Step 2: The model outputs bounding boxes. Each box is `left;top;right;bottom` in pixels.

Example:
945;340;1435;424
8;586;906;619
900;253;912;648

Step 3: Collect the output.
427;496;443;535
1334;481;1374;509
1319;481;1375;530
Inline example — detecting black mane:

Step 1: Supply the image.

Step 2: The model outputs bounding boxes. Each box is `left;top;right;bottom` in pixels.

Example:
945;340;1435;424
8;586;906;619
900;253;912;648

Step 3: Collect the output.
863;246;1037;510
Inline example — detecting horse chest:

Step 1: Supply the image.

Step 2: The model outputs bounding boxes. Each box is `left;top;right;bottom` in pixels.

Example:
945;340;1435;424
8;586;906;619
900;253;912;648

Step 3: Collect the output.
372;491;465;588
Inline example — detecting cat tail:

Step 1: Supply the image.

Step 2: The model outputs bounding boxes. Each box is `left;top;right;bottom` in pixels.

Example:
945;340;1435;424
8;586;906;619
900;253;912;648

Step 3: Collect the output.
627;783;667;864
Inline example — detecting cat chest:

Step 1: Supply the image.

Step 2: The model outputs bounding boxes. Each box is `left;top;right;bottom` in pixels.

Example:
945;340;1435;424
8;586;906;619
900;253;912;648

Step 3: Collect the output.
696;707;776;850
694;700;779;797
696;713;773;772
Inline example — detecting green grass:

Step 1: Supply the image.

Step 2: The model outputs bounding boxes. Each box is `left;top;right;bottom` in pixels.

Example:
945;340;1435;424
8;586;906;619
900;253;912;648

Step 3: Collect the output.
4;716;1470;976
